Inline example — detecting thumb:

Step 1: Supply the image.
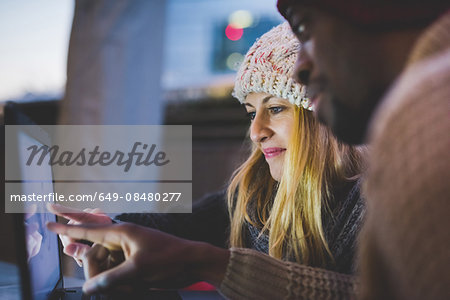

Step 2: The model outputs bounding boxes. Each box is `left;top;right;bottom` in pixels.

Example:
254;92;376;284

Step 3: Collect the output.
82;259;137;295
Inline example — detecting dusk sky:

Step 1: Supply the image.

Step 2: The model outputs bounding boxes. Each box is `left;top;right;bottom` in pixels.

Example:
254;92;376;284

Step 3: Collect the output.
0;0;280;102
0;0;73;102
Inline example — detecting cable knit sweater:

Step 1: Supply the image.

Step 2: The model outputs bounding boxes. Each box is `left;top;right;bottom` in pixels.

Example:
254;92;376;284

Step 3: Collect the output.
360;12;450;300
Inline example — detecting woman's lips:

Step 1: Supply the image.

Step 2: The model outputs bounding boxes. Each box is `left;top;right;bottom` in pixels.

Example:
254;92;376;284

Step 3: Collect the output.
263;147;286;158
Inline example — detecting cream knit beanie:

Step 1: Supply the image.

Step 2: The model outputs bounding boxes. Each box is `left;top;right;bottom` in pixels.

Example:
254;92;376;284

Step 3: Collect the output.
233;22;313;111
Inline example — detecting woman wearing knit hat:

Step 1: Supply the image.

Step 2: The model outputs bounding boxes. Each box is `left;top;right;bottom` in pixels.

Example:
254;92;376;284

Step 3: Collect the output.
48;23;366;299
227;21;365;273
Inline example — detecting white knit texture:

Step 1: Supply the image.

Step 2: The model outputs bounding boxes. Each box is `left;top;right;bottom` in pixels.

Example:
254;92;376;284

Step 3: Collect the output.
233;22;313;111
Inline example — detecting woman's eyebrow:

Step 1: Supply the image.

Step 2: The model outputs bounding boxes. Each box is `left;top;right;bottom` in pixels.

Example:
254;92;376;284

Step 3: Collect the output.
262;95;274;104
244;95;274;108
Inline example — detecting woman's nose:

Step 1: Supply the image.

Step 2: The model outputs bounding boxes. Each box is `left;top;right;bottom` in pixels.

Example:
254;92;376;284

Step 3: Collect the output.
250;112;272;143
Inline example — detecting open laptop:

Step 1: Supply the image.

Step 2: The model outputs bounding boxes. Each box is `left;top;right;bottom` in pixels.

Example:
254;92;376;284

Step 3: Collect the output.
5;102;87;300
5;102;223;300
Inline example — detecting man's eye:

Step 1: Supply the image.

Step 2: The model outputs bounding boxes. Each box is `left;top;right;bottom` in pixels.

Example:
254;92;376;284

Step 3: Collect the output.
269;107;284;114
297;24;306;35
295;22;310;42
247;111;256;120
290;14;311;43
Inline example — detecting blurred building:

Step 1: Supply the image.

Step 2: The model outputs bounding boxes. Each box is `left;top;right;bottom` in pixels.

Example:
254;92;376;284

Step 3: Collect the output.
164;0;283;100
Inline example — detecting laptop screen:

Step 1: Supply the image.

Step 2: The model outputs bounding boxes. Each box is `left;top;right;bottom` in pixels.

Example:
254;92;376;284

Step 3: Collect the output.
18;130;61;300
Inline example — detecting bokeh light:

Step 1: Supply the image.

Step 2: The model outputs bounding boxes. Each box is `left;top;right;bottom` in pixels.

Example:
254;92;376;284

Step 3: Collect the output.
225;24;243;41
229;10;253;29
226;52;244;70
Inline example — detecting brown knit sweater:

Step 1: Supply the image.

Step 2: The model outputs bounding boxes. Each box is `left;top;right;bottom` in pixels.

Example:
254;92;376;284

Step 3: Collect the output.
360;12;450;300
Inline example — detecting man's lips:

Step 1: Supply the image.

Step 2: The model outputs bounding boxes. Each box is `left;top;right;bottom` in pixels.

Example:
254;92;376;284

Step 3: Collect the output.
263;147;286;158
310;92;322;109
306;78;325;108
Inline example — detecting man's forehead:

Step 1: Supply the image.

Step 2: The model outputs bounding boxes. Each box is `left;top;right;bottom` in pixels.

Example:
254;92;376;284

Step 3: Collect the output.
284;4;311;20
277;0;450;31
277;0;306;19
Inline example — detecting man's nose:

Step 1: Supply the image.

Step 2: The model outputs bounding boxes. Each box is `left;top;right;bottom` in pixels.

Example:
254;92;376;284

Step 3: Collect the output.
250;112;272;144
294;47;313;86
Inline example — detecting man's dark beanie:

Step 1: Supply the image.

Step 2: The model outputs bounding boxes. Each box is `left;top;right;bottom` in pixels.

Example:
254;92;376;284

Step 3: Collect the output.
277;0;450;30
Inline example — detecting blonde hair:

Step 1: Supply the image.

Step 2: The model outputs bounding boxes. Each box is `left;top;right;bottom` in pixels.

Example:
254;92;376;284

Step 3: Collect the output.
227;105;365;267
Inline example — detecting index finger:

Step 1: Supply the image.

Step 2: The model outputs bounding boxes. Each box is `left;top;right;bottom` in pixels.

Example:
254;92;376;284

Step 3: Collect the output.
47;222;122;251
47;204;101;223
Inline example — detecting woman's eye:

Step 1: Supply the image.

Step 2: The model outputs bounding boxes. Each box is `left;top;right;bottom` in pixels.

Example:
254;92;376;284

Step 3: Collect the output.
247;111;256;120
269;106;284;114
